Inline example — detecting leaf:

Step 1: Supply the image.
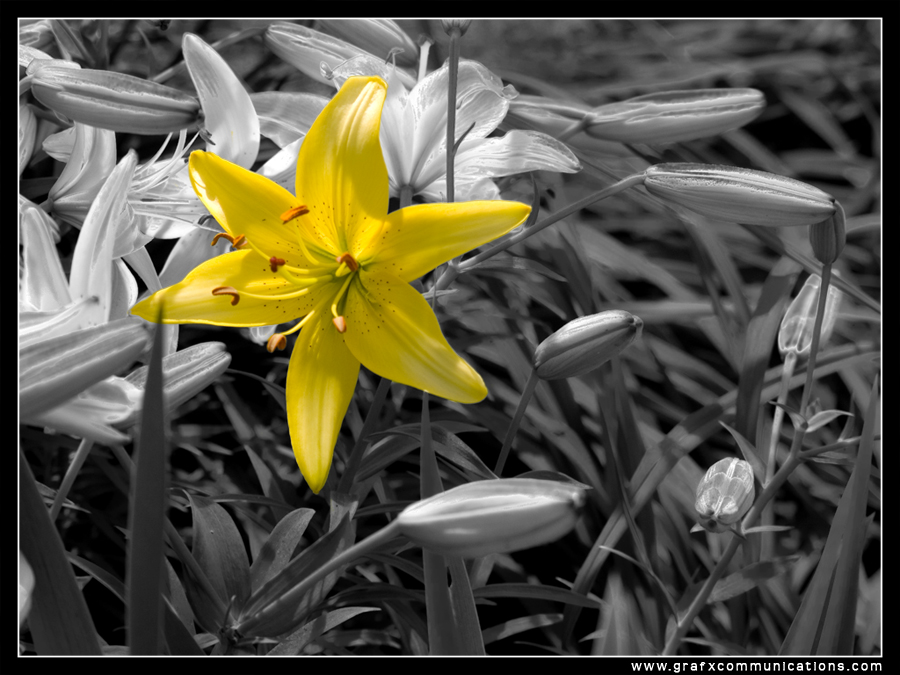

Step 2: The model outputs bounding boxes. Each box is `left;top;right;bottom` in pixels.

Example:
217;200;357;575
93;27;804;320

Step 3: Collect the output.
806;409;853;433
19;457;101;654
236;511;356;639
708;557;798;603
249;507;315;591
466;254;568;282
780;376;879;655
267;607;380;655
127;317;168;654
474;583;603;609
482;613;562;645
447;556;485;655
185;493;251;617
719;421;766;485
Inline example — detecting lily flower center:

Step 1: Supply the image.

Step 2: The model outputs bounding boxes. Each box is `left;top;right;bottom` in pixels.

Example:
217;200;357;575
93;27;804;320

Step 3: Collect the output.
209;204;363;337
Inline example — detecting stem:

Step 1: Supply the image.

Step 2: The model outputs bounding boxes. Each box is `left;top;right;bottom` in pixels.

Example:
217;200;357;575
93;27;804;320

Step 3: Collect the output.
434;173;646;291
494;369;540;476
50;438;94;521
445;27;461;205
337;377;392;493
760;351;796;559
797;263;833;419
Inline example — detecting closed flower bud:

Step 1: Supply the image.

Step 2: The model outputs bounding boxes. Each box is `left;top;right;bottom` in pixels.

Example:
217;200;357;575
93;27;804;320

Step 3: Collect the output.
265;23;416;89
695;457;755;533
396;478;586;558
643;163;836;227
533;310;642;380
319;20;419;67
31;65;201;135
586;89;765;145
809;201;846;264
778;274;841;358
20;316;151;419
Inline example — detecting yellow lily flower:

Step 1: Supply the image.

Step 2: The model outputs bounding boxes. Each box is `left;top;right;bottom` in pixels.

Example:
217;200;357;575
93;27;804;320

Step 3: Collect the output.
132;76;530;493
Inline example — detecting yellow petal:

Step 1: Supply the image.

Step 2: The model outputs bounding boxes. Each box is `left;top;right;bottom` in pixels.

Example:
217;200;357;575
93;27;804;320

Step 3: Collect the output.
360;200;530;282
189;150;331;267
286;310;360;493
131;249;335;327
342;271;487;403
296;76;389;256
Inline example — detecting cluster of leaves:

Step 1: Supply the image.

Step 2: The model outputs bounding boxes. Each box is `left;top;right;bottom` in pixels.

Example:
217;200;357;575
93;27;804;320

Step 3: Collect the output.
19;19;880;657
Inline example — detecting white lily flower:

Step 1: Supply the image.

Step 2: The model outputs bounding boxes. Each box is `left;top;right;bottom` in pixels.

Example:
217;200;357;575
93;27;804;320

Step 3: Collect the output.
29;342;232;444
331;56;581;201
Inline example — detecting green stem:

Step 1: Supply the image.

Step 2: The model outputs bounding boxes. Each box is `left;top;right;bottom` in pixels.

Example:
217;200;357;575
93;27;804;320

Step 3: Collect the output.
434;173;646;292
494;368;540;476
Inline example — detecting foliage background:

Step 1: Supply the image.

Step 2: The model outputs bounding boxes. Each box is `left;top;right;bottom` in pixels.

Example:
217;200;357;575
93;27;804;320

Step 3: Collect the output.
20;18;880;657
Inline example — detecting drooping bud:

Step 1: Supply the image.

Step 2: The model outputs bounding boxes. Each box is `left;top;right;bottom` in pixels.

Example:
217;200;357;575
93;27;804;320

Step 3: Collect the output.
265;23;416;89
586;89;765;145
30;64;201;135
809;201;846;264
395;478;586;558
318;20;419;67
643;163;836;227
694;457;755;533
533;310;642;380
778;274;841;358
441;19;472;37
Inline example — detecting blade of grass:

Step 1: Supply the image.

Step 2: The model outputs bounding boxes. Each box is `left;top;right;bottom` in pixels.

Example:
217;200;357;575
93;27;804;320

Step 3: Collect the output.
19;456;102;654
779;375;879;655
127;317;168;655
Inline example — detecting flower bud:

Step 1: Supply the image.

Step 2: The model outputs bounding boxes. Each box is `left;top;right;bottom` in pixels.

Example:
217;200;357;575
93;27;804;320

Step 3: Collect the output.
809;201;846;264
31;65;201;135
441;19;472;36
265;23;416;89
319;20;419;67
694;457;755;533
396;478;586;558
643;163;836;227
20;316;151;419
586;88;765;144
778;274;841;357
533;310;642;380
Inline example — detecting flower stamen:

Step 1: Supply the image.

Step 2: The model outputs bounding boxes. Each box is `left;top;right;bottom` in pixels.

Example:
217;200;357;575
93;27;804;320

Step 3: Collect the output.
211;286;240;305
280;205;310;223
266;311;319;352
330;274;355;332
266;333;287;352
211;232;248;249
335;252;359;272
